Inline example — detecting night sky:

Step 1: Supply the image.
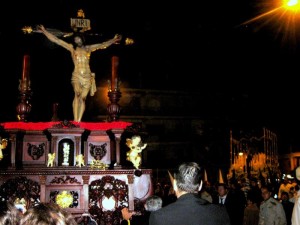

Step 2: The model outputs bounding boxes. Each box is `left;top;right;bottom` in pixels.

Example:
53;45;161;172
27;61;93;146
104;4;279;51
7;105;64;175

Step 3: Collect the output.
1;0;300;150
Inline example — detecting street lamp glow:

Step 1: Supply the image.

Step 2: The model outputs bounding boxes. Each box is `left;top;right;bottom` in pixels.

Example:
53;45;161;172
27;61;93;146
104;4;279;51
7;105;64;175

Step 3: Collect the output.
283;0;300;11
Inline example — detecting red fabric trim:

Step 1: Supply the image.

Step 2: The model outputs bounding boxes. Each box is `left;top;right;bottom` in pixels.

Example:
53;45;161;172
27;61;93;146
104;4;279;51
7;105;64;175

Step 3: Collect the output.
1;121;132;131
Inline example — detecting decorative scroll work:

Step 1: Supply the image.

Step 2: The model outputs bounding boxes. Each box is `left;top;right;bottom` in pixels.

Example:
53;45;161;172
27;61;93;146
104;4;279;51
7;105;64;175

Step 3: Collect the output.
50;176;81;184
27;143;45;160
52;120;80;129
89;143;107;160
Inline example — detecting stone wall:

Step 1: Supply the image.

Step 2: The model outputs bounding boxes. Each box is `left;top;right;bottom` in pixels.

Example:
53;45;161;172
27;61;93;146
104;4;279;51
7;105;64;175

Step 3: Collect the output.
89;87;231;182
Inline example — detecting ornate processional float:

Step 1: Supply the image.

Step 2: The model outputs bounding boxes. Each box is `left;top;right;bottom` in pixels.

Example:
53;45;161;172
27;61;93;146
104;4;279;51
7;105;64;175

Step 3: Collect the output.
227;127;280;182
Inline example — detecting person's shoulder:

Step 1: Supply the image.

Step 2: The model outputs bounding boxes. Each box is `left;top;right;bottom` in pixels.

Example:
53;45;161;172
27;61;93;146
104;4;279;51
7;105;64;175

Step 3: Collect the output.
149;207;163;221
202;203;231;224
211;202;229;212
132;214;149;224
150;201;175;217
206;202;225;210
268;197;281;205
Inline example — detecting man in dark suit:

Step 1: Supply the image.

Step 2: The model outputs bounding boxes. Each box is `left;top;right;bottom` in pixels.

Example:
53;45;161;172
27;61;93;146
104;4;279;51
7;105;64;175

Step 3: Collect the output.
149;162;231;225
212;181;246;225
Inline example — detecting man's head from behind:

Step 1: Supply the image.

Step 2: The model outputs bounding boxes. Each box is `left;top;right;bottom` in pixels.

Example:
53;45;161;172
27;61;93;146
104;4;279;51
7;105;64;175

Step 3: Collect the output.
20;202;77;225
144;195;162;212
173;162;202;196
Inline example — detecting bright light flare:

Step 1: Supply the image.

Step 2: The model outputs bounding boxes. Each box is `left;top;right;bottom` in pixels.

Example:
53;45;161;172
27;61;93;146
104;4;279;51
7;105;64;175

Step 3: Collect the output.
239;0;300;46
283;0;300;11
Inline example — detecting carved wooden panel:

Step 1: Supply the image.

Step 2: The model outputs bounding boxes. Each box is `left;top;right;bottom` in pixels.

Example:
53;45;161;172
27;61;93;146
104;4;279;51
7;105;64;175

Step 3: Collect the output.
89;175;128;225
0;176;40;208
22;131;49;166
46;185;84;213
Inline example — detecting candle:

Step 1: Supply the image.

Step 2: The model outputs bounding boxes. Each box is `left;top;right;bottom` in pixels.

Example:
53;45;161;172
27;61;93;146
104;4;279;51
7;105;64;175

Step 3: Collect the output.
22;55;30;80
115;78;118;90
107;80;112;91
111;56;119;90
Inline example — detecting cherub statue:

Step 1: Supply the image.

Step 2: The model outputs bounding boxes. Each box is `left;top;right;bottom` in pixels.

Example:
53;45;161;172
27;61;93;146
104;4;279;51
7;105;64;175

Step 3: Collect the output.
14;197;27;214
47;153;56;167
126;135;147;169
0;138;8;160
76;154;85;167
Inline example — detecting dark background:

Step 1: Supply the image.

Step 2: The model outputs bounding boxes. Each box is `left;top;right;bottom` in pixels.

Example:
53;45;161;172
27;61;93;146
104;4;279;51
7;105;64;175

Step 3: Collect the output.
1;0;300;153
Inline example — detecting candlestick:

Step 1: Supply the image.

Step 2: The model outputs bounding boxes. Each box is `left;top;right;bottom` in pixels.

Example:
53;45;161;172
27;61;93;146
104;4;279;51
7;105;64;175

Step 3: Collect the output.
111;56;119;90
17;55;32;121
22;55;30;81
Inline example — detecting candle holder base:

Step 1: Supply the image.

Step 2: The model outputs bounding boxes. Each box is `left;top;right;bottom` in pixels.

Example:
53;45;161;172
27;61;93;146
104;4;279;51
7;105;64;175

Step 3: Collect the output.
16;91;32;122
107;91;121;122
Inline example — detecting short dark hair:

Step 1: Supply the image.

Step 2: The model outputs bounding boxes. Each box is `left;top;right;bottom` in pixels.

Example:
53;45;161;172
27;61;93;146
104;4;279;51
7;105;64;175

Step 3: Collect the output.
247;192;256;203
174;162;202;193
261;184;273;193
250;177;258;183
216;182;228;189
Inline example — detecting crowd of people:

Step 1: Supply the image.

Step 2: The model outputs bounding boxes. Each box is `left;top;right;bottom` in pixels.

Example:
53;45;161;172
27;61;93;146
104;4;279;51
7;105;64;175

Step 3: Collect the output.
0;201;77;225
1;162;300;225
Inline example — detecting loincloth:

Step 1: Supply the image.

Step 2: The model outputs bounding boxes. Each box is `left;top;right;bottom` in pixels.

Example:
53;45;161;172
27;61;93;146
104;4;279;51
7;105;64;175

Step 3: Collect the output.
72;72;96;96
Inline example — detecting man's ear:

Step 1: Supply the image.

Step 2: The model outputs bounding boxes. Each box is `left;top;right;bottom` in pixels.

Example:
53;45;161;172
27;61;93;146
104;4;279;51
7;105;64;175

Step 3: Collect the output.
173;179;178;191
198;180;203;192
